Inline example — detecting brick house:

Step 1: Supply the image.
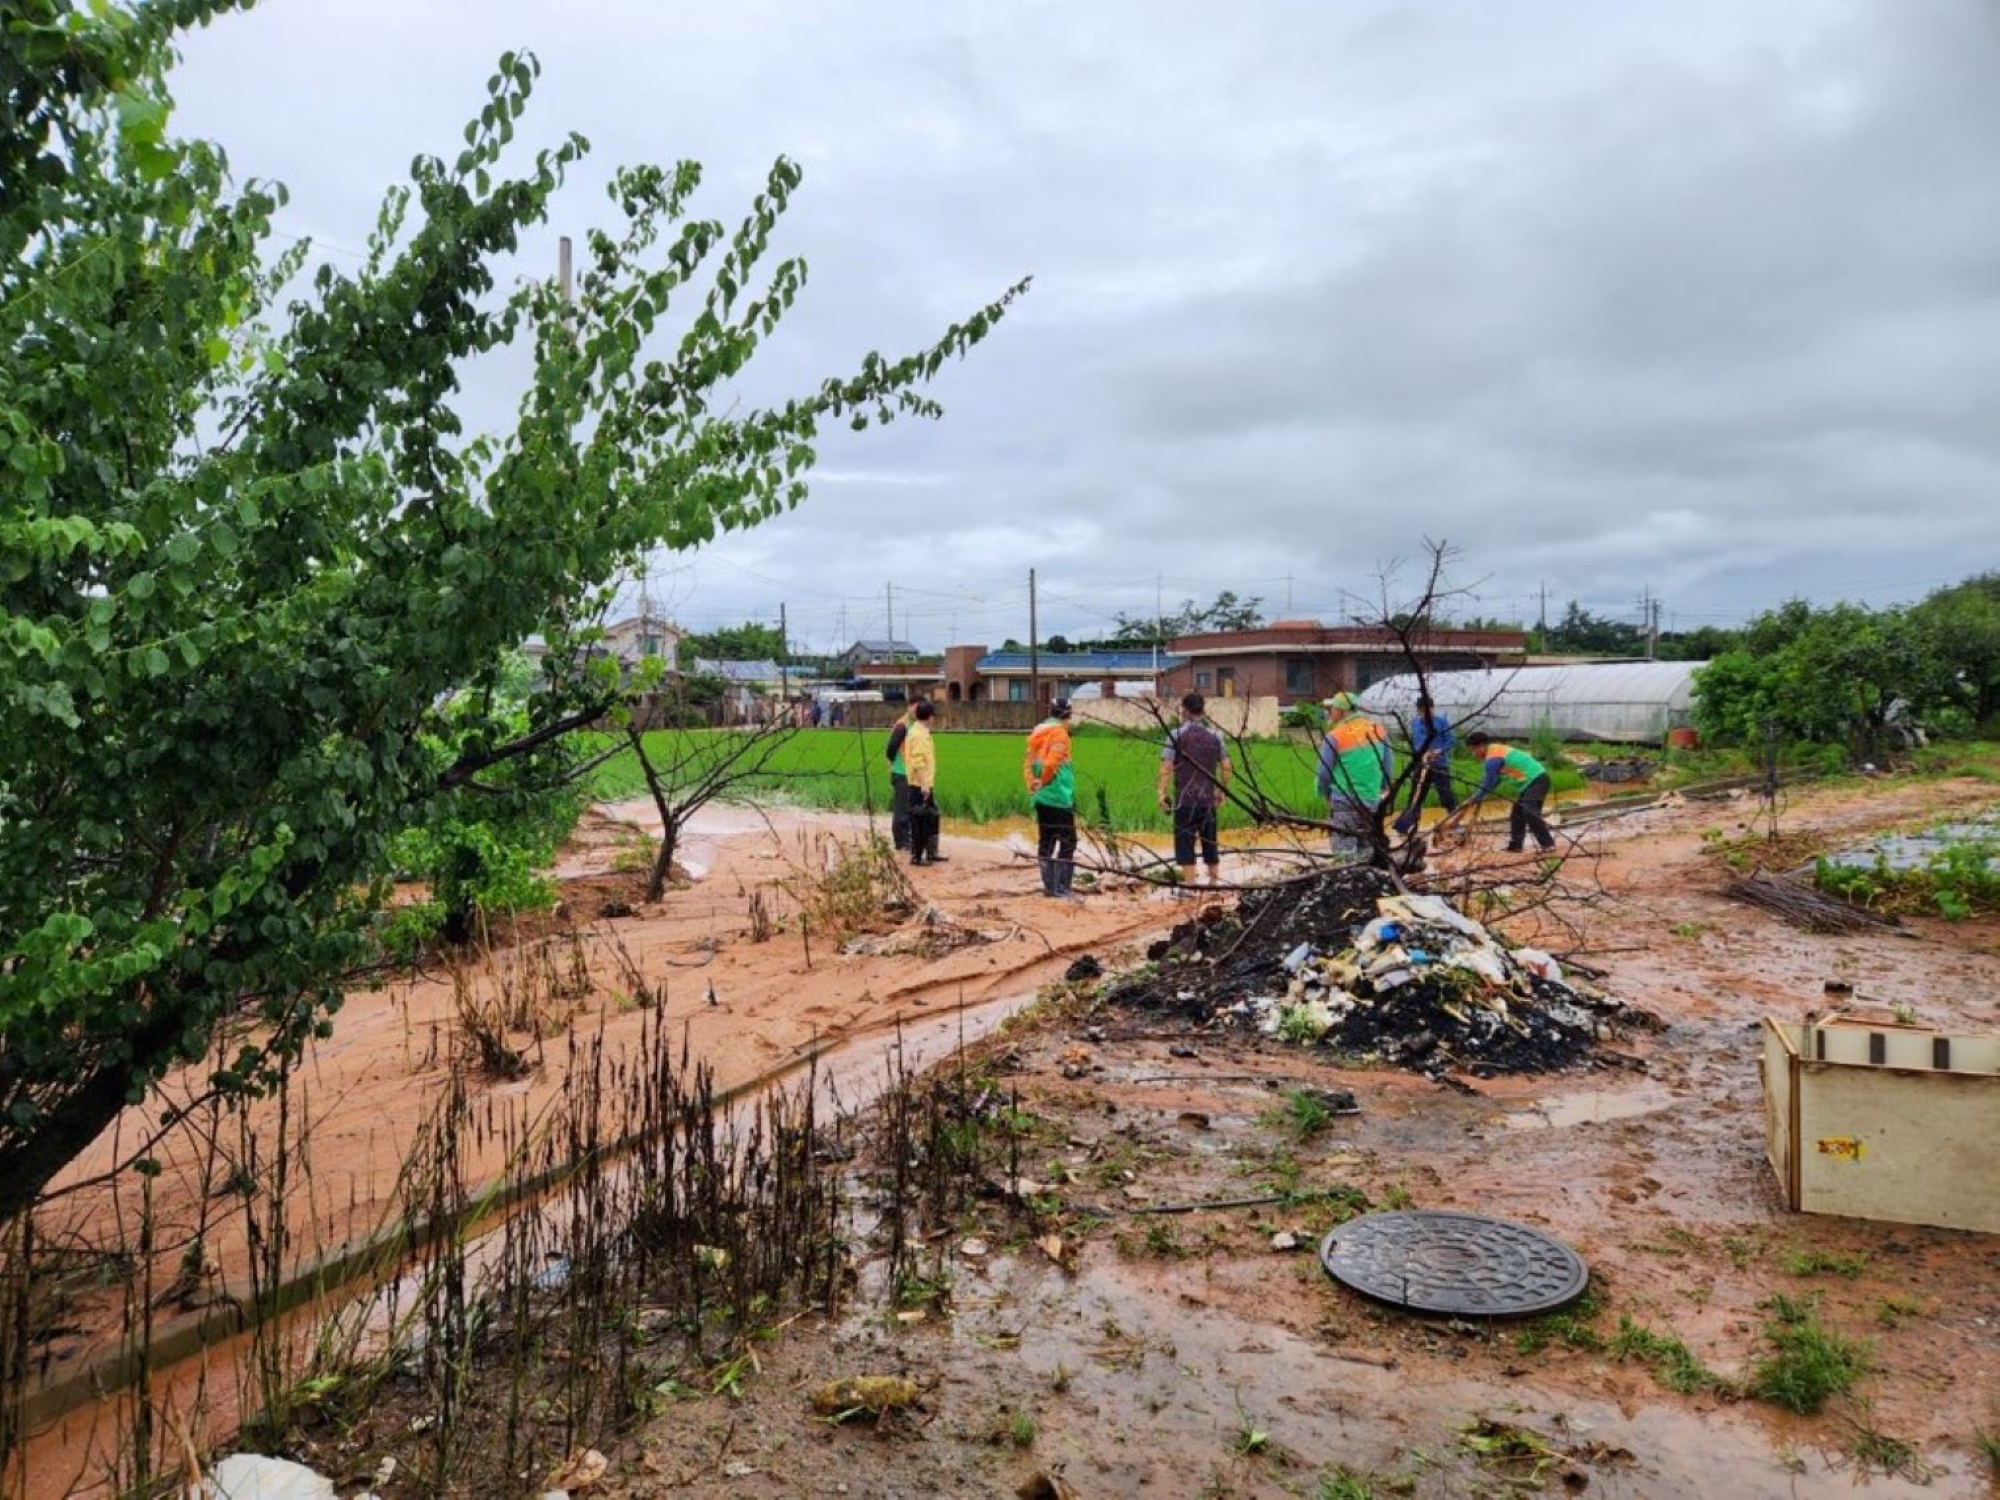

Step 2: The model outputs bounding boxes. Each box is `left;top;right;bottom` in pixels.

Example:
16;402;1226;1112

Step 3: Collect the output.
1160;620;1527;705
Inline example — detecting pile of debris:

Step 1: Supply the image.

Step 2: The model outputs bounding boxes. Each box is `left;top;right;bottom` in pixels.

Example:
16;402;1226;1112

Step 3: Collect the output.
1109;869;1647;1077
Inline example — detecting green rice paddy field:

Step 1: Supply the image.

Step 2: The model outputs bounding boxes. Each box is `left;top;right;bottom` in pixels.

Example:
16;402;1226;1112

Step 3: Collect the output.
586;725;1559;834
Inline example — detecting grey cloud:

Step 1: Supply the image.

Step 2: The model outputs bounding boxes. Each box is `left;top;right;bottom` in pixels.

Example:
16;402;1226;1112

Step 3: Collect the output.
170;1;2000;643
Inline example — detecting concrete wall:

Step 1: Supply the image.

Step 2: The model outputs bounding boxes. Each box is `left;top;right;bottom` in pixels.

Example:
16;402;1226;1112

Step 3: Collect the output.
1071;694;1281;739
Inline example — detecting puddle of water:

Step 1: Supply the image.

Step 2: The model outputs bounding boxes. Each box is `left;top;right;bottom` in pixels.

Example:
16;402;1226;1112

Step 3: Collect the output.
1502;1083;1672;1131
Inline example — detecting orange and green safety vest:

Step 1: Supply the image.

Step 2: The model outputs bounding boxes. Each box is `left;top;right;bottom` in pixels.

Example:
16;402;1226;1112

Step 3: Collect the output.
1024;718;1075;810
1474;742;1547;796
1316;716;1392;805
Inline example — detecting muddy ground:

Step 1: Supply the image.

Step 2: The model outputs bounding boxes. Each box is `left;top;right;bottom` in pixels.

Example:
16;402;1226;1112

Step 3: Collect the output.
20;773;2000;1497
588;775;2000;1500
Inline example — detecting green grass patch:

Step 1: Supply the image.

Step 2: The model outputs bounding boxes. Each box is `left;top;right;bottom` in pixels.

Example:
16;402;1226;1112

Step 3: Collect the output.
1747;1294;1869;1414
1783;1247;1870;1279
1264;1087;1339;1143
588;723;1328;832
1609;1316;1730;1395
1513;1287;1606;1355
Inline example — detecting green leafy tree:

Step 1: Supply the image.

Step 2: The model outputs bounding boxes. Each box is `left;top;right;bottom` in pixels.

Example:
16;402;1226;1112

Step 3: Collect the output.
1912;573;2000;729
1542;601;1644;656
1111;590;1265;645
0;4;1022;1220
1694;602;1943;755
681;620;785;662
1656;624;1740;661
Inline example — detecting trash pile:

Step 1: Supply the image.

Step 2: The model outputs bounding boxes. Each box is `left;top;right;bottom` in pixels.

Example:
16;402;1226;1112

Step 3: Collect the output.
1109;869;1647;1077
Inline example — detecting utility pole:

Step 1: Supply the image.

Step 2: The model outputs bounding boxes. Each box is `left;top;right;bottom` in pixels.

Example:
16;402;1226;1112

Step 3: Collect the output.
779;602;790;705
1028;568;1040;710
1638;586;1660;659
885;581;894;647
1538;580;1548;638
1649;595;1662;660
558;235;573;304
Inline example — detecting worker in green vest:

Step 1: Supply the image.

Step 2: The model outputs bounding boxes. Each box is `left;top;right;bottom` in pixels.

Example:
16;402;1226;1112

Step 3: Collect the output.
1315;693;1393;861
1459;732;1557;852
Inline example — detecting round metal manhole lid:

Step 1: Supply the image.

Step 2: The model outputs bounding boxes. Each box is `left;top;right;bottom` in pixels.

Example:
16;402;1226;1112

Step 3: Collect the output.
1319;1210;1588;1317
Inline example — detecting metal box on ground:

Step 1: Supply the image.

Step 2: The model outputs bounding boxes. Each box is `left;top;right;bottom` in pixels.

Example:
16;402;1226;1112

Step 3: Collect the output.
1761;1011;2000;1235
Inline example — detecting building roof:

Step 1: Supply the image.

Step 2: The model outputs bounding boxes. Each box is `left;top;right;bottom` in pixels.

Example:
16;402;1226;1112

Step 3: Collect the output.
1168;622;1527;658
844;638;921;657
977;649;1183;674
603;613;682;637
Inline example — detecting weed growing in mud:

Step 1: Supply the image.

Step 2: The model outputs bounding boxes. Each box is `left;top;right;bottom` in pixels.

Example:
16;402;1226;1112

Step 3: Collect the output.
1749;1294;1870;1414
1458;1417;1558;1487
1317;1469;1395;1500
1846;1421;1929;1482
1281;1184;1372;1236
1636;1225;1705;1258
784;832;916;945
1141;1223;1185;1258
1002;1406;1038;1449
1266;1087;1337;1142
1231;1420;1272;1457
1975;1428;2000;1476
1784;1247;1870;1279
1609;1316;1730;1395
1721;1233;1762;1269
1255;1147;1304;1195
1873;1294;1923;1327
1513;1288;1606;1355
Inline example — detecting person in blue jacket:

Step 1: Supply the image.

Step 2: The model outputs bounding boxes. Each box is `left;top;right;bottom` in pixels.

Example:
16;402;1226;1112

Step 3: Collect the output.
1393;693;1459;836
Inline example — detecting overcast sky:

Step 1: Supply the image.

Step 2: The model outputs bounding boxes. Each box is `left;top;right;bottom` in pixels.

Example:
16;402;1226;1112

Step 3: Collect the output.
172;2;2000;654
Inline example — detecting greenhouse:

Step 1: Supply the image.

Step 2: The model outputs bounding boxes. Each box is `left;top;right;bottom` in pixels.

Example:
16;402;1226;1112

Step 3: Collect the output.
1356;661;1705;745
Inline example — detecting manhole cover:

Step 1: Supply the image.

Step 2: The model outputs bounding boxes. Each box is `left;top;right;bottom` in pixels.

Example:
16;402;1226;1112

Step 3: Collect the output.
1318;1210;1588;1317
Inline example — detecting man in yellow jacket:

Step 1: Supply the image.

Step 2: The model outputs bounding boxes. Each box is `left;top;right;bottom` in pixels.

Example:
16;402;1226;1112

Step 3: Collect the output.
905;700;945;865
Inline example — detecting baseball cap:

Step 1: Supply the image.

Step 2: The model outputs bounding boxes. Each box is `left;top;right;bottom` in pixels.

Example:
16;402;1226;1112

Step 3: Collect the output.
1322;692;1358;713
